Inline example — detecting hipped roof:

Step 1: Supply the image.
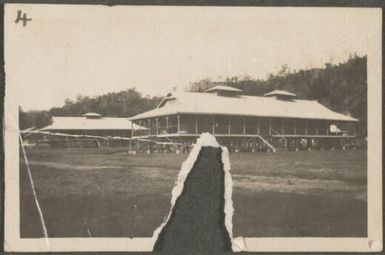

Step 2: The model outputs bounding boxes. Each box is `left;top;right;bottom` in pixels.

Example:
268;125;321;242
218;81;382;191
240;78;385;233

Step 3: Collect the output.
129;92;358;122
41;117;146;131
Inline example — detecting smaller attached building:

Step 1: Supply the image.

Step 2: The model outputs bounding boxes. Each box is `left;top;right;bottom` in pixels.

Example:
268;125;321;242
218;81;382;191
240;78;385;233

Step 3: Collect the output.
39;112;146;148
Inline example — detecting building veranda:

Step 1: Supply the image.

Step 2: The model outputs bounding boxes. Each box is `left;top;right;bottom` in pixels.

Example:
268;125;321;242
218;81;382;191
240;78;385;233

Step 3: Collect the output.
129;86;359;153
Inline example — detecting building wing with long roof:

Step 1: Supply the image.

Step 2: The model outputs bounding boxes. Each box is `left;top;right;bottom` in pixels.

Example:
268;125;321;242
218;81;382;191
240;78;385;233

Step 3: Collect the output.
130;90;357;122
39;113;146;148
129;86;358;152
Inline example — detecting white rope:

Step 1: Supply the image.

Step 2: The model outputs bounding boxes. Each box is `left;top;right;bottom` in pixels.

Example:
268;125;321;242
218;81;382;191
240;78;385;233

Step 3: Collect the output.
21;130;113;140
163;136;181;150
21;130;184;146
137;138;183;146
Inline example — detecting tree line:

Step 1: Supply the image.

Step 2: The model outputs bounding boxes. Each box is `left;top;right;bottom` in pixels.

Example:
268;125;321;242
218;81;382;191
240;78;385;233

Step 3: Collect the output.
19;88;162;130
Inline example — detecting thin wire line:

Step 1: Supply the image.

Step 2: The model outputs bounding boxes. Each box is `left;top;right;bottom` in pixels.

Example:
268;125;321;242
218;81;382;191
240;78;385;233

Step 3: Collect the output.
18;132;50;248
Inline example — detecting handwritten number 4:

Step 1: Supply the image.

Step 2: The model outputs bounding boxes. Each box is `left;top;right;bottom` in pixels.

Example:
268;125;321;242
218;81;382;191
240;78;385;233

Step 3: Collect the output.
15;10;32;27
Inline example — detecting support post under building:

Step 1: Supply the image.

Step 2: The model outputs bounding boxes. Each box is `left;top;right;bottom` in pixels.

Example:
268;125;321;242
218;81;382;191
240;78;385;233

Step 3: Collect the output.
156;118;159;136
269;118;272;136
195;116;198;134
257;118;260;135
305;119;308;136
228;117;231;134
281;118;284;135
177;115;180;134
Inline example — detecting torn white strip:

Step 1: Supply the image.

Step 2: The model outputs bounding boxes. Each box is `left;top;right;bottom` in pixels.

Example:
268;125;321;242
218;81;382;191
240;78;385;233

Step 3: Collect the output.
151;133;237;251
220;146;239;252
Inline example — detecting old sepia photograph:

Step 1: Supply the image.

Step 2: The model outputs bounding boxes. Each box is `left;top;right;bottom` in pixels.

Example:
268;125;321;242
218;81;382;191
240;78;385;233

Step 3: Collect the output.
3;4;382;252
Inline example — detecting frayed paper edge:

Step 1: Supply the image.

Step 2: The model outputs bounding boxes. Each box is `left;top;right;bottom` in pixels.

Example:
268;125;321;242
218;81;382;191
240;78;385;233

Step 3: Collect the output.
151;133;242;252
221;146;243;252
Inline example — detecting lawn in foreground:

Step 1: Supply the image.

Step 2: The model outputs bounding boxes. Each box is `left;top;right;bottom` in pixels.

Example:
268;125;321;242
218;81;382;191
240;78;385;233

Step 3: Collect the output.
231;150;366;237
20;148;367;238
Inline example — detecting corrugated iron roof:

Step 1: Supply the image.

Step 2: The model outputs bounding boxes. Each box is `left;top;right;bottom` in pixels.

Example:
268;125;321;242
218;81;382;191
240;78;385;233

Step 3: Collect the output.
41;116;146;131
129;92;358;122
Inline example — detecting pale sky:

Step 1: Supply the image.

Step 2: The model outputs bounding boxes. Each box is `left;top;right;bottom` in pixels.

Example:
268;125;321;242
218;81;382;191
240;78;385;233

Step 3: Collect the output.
5;5;378;110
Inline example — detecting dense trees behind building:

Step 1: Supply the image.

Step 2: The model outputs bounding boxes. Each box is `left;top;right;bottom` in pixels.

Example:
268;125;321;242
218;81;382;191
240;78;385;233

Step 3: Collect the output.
189;55;367;136
20;55;367;136
19;89;162;129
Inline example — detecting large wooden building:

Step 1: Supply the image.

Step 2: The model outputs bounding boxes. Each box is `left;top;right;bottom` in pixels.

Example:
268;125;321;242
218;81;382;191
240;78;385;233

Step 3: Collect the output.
129;86;358;152
38;113;146;148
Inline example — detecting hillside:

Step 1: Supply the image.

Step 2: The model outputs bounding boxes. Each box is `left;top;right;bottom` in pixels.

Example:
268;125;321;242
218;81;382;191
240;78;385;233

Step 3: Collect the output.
189;55;367;136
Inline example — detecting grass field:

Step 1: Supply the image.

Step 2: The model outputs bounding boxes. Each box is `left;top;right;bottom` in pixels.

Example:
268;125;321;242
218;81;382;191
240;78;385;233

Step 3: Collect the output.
20;147;367;238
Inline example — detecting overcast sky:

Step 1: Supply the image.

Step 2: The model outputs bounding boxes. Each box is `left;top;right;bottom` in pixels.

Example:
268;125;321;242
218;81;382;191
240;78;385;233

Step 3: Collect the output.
5;5;377;110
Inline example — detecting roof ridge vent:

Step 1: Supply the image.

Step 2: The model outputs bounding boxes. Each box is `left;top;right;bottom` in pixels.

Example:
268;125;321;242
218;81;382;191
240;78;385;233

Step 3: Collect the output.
264;90;296;100
205;85;242;97
82;112;102;119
